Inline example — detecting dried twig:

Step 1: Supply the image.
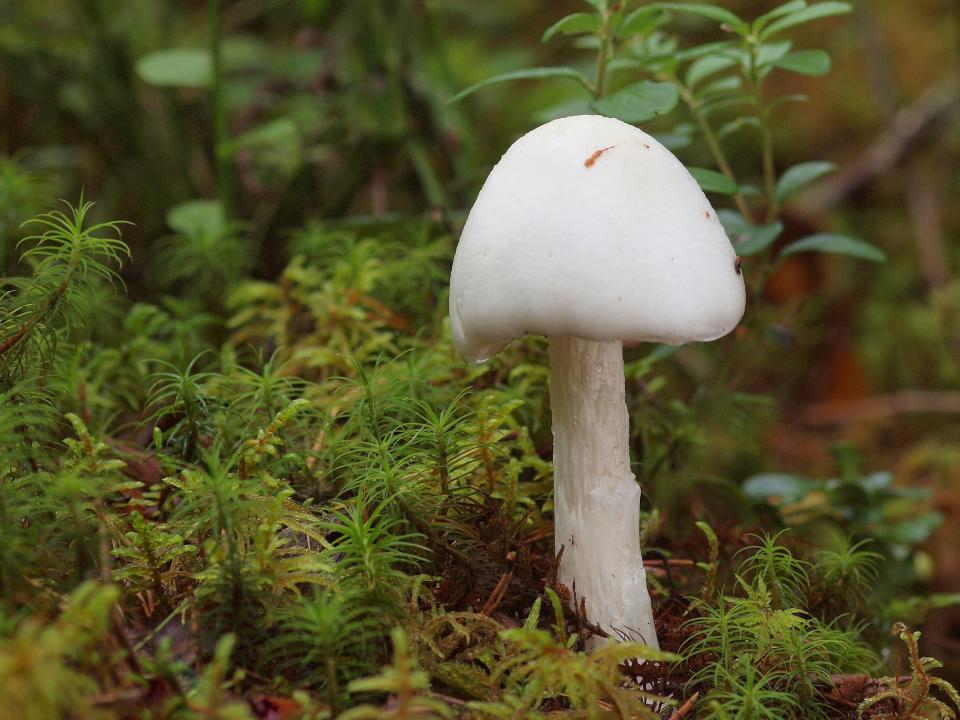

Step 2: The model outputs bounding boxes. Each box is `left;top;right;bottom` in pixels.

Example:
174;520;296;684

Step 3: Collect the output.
802;391;960;426
802;77;959;211
668;692;699;720
480;570;512;616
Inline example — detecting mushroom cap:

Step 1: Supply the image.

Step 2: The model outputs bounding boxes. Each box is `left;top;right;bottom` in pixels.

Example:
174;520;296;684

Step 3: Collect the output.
449;114;746;363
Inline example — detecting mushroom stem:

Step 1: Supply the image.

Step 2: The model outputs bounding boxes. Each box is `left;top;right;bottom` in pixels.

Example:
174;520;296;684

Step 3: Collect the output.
549;336;658;651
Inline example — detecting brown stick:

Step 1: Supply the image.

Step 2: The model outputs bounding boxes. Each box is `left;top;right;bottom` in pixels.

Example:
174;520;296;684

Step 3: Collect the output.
801;78;959;211
424;691;470;708
904;159;949;289
668;692;699;720
802;391;960;426
305;428;325;471
480;571;512;616
851;6;952;290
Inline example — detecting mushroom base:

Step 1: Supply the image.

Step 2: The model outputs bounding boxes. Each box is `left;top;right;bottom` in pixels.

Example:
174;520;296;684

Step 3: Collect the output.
549;336;658;651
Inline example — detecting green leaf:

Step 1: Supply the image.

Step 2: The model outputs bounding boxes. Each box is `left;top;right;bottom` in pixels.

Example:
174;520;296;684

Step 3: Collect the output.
859;470;894;493
230;118;301;174
675;40;737;62
700;93;752;117
738;183;765;196
768;93;810;111
695;76;743;103
717;209;749;237
542;12;599;43
135;48;212;88
221;36;270;72
166;200;226;238
888;512;943;545
736;221;784;255
689;167;738;195
774;161;835;204
931;593;960;609
685;54;738;88
743;473;816;504
544;588;567;644
717;115;761;140
755;41;793;67
653;125;696;150
572;36;603;51
755;1;808;29
773;50;832;76
617;7;668;37
780;233;887;262
607;57;644;73
231;118;299;149
760;1;852;38
448;67;590;104
646;344;680;362
522;597;542;630
650;3;749;35
591;81;679;123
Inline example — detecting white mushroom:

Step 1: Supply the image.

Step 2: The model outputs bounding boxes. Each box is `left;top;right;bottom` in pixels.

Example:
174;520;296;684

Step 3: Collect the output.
449;114;745;649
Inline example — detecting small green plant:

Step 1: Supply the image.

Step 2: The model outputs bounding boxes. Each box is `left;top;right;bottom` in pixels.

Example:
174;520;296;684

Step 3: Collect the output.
269;587;385;714
0;582;119;720
810;538;883;620
183;634;253;720
471;626;677;719
339;628;454;720
1;198;129;387
154;200;249;307
0;155;52;269
735;530;810;609
696;520;720;598
706;657;804;720
743;447;944;607
857;623;960;720
112;511;198;607
685;532;877;719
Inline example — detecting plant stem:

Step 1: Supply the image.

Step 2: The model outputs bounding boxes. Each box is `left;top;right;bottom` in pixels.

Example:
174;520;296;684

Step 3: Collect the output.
326;655;340;715
746;44;778;222
208;0;232;218
0;484;10;596
593;10;614;99
0;255;77;357
759;113;777;221
674;83;754;221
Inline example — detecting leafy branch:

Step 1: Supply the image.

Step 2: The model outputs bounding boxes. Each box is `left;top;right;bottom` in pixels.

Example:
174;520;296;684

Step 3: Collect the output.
449;0;886;278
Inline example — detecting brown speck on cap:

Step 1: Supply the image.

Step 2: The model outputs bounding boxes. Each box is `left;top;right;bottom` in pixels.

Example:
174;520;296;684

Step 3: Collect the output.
584;144;619;168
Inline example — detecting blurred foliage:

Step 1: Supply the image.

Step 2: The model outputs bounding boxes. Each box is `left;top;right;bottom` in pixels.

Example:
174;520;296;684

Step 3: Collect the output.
1;0;959;717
